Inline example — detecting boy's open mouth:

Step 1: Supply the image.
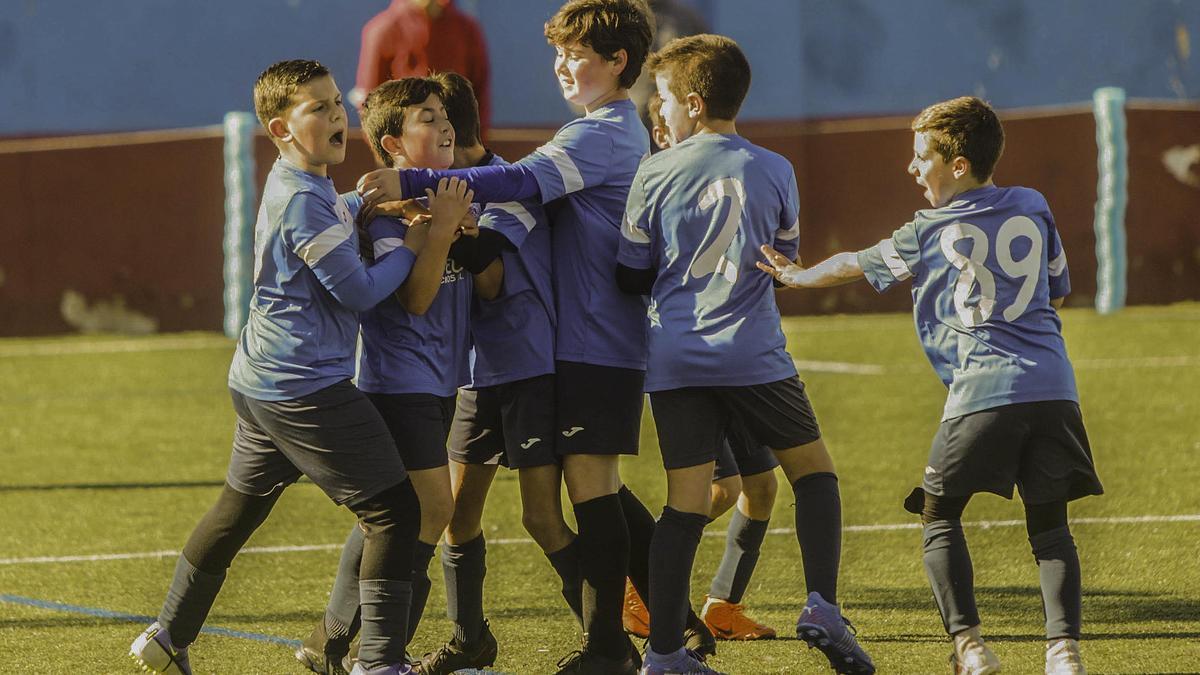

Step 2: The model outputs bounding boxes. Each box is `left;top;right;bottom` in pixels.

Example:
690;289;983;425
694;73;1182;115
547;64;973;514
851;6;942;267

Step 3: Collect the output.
330;131;344;146
439;138;452;148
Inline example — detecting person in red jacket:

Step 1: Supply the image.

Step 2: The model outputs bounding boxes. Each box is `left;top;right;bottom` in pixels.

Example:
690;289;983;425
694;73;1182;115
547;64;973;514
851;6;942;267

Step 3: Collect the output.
351;0;491;139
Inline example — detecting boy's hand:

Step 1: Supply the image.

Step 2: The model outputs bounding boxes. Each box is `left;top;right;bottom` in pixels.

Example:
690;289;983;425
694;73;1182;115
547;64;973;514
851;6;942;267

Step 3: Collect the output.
362;198;428;225
402;214;432;254
425;177;474;244
756;244;805;287
357;168;404;209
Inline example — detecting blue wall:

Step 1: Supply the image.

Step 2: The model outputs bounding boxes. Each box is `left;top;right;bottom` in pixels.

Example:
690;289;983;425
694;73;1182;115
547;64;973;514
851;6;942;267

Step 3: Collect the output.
1;0;1197;135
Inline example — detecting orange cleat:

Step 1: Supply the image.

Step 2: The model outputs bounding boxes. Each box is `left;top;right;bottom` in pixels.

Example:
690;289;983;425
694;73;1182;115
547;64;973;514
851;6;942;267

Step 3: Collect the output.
622;579;650;638
700;595;777;641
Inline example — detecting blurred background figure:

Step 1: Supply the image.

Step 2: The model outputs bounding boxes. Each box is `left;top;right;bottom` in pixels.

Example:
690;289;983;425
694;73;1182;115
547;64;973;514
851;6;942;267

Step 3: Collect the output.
351;0;492;139
629;0;709;125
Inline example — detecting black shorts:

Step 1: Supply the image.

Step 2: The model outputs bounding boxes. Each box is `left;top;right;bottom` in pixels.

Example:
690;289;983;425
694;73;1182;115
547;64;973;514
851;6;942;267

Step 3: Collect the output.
554;361;644;457
923;400;1104;504
226;381;406;507
448;374;558;469
713;419;780;481
367;392;457;471
650;375;821;470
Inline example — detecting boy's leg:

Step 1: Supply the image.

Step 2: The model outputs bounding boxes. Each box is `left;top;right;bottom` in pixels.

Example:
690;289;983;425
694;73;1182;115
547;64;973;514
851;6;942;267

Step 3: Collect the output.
920;491;979;635
709;430;778;608
1024;501;1080;641
772;439;840;604
520;464;583;623
443;459;498;645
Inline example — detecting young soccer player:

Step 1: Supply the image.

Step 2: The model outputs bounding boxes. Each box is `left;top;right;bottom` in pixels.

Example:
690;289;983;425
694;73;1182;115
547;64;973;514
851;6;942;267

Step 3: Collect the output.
129;60;468;675
616;35;875;674
621;92;780;645
758;95;1102;675
356;3;658;672
296;76;483;675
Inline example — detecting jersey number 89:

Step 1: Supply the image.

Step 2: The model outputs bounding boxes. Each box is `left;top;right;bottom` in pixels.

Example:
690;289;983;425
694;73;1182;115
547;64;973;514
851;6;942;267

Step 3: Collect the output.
939;216;1043;327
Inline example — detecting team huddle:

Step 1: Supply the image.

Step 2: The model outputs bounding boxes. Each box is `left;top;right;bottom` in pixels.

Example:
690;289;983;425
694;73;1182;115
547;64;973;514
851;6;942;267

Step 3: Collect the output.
126;1;1103;674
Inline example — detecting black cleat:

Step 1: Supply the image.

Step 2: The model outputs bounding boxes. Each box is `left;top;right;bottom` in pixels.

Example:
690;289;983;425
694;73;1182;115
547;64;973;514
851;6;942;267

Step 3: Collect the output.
554;637;640;675
684;616;718;658
418;620;499;675
295;621;351;675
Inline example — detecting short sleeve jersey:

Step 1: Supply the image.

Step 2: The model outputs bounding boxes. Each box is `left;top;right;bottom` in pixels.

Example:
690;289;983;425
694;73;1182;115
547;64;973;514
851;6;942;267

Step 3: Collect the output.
616;134;801;391
469;153;555;388
344;192;473;397
228;159;363;401
516;99;650;370
857;185;1077;420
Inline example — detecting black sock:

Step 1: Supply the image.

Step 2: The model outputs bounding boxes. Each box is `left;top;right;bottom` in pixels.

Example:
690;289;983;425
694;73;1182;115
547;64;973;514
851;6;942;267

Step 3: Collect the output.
792;472;842;605
408;540;438;643
546;538;584;626
618;485;706;630
358;579;413;668
1030;525;1082;640
923;519;980;634
648;507;708;655
157;555;226;648
325;525;366;642
443;534;487;644
709;509;770;604
573;494;630;659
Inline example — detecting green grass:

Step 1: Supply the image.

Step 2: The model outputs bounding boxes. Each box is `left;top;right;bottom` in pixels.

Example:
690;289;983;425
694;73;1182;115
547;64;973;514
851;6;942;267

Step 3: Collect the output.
1;306;1198;674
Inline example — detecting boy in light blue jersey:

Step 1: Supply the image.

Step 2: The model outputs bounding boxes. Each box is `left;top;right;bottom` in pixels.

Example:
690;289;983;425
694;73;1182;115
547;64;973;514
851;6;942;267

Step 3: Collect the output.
296;77;492;675
358;3;660;673
130;60;469;675
759;96;1102;675
616;35;874;675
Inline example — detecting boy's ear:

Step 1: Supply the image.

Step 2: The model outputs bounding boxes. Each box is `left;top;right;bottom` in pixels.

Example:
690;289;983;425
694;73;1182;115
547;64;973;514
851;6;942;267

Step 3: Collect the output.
952;156;972;179
267;116;291;142
685;92;704;120
609;48;628;80
380;134;405;160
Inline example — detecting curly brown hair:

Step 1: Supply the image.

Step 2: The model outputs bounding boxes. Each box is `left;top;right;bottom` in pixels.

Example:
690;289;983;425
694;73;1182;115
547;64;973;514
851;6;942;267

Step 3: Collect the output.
544;0;655;90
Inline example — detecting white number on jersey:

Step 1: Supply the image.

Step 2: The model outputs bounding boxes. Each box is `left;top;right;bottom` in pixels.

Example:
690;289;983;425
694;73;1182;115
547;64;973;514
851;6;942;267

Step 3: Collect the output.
939;216;1043;327
688;177;746;285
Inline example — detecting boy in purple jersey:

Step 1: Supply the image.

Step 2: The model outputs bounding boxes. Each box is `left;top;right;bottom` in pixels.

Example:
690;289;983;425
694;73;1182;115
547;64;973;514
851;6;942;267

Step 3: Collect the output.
616;35;875;675
759;96;1102;675
129;60;468;675
295;77;490;675
357;3;659;673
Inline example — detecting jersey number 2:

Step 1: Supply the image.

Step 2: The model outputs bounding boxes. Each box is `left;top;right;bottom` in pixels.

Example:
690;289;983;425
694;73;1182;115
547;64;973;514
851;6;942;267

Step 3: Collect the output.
689;177;746;284
939;216;1043;327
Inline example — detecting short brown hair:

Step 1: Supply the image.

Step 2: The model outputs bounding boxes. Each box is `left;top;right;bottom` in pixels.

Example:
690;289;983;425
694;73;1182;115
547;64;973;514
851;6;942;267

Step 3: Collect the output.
360;77;446;168
430;72;481;148
544;0;655;90
647;34;750;121
253;59;329;130
911;96;1005;181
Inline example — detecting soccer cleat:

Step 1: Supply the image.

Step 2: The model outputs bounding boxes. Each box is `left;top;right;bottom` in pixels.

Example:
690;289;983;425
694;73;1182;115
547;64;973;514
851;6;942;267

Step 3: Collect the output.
348;663;413;675
795;592;876;674
950;626;1001;674
683;616;717;658
700;595;777;641
1044;638;1086;675
623;579;651;638
129;622;192;675
295;620;351;675
638;648;726;675
555;638;640;675
419;620;499;675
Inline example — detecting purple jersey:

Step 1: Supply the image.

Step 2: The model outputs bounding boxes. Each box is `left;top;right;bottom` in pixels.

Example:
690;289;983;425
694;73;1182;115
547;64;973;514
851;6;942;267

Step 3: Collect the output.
857;185;1077;420
617;133;800;391
344;192;473;397
469;153;555;387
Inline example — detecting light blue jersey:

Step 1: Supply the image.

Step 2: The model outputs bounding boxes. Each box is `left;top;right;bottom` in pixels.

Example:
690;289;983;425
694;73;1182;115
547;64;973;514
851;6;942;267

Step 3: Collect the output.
229;159;415;401
519;98;650;370
857;185;1077;420
469;153;555;388
617;133;800;391
344;193;473;397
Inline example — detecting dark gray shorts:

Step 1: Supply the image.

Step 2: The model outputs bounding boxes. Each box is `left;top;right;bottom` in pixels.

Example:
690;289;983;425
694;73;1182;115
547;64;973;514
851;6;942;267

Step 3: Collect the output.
649;376;821;470
448;374;558;469
367;392;456;471
713;418;780;481
923;400;1104;504
227;381;407;507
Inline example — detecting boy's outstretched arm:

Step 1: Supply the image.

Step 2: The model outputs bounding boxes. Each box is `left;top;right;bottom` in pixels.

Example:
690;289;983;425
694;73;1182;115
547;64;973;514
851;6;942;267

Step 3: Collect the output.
757;245;865;288
358;163;540;212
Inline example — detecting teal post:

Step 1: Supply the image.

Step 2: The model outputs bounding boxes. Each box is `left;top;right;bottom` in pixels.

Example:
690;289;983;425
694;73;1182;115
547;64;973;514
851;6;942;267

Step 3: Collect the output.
223;112;257;338
1092;87;1127;314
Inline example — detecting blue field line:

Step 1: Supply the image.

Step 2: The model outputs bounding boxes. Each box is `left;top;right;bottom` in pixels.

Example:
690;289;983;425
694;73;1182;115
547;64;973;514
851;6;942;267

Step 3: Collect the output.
0;594;301;647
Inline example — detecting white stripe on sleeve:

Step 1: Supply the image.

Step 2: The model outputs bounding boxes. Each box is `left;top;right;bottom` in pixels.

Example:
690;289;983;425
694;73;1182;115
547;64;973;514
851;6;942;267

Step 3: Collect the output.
537;142;585;194
486;202;536;232
776;215;799;241
296;222;353;267
373;237;405;259
878;238;912;280
1048;249;1067;277
622;213;650;244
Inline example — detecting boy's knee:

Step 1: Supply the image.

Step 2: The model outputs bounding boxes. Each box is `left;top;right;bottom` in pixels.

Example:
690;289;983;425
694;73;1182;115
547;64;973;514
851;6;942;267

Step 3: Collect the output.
354;479;421;537
741;473;778;508
709;479;740;517
921;491;969;524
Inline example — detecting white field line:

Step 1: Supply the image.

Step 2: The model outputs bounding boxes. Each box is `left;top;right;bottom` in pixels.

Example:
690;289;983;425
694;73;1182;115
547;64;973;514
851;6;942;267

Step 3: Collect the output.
0;335;232;358
4;514;1196;567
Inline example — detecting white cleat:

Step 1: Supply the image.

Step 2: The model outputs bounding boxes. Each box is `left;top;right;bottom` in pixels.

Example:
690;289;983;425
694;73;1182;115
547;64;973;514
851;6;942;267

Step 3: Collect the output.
129;622;192;674
1045;638;1086;675
950;626;1001;674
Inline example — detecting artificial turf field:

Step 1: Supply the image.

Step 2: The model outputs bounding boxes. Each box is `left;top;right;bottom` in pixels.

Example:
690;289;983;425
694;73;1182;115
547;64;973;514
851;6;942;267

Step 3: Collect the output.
1;306;1198;674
